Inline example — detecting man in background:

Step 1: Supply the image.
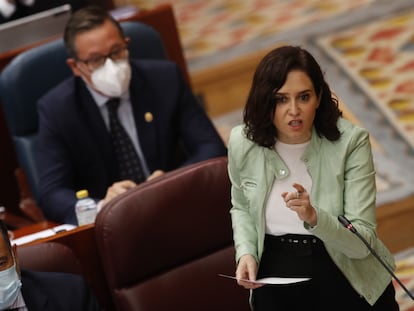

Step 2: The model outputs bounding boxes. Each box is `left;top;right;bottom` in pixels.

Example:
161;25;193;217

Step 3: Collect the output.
37;6;227;224
0;220;100;310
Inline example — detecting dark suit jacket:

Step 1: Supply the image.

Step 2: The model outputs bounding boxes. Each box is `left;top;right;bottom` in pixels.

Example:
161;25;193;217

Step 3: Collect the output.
21;269;100;311
37;59;226;224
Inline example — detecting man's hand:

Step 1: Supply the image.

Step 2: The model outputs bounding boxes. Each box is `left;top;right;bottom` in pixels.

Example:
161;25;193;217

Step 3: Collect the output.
101;170;165;208
147;170;164;181
102;180;136;207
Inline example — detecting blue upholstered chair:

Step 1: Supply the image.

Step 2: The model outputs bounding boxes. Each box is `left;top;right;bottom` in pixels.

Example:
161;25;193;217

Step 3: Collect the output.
0;21;166;202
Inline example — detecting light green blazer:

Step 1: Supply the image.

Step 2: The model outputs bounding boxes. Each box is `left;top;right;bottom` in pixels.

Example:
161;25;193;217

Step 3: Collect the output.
228;118;395;306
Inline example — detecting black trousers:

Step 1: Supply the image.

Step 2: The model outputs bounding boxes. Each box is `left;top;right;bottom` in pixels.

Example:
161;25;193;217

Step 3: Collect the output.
252;234;399;311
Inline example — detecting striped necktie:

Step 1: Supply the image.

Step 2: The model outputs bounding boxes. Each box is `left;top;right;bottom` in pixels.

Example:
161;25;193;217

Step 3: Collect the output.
106;98;145;183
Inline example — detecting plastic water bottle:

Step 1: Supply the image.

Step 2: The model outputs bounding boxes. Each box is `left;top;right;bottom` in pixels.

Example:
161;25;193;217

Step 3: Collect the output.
75;189;97;226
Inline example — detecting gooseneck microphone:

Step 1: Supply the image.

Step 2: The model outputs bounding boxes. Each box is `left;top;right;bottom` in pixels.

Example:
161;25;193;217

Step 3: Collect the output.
338;215;414;301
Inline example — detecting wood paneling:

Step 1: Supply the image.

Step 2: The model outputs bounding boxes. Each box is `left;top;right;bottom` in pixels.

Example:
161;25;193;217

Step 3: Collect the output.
377;194;414;254
191;48;273;117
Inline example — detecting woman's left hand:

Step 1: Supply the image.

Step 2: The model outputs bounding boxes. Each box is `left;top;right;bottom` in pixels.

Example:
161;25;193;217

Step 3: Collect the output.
282;183;317;227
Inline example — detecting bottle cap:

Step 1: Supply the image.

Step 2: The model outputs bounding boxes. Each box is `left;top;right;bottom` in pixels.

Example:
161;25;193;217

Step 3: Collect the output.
76;189;89;199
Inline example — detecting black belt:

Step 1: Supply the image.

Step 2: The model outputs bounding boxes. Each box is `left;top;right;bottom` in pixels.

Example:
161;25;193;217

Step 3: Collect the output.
264;234;324;249
259;234;325;277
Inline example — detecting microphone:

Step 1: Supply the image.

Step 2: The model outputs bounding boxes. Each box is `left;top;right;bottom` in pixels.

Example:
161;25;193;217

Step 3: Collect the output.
338;215;357;233
338;215;414;301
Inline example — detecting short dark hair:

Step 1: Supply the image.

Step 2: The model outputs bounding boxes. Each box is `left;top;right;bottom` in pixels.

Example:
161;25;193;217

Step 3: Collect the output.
64;6;125;58
0;220;13;255
243;45;342;148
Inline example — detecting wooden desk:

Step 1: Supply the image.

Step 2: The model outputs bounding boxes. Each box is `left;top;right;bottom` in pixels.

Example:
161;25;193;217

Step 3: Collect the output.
12;220;59;239
13;223;114;311
2;211;34;230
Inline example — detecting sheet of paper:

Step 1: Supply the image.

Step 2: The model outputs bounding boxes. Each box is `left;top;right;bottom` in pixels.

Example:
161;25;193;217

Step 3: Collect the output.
11;224;76;246
219;274;311;285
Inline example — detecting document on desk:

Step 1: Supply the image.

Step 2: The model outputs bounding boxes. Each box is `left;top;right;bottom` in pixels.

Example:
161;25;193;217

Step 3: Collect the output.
219;274;311;285
11;224;76;246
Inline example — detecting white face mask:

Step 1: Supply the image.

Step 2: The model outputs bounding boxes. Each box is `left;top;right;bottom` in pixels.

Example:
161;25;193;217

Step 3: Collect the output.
91;58;131;98
0;263;22;309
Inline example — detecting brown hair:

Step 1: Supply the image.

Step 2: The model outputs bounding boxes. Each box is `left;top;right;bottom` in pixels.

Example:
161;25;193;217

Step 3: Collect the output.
243;45;342;148
64;6;125;58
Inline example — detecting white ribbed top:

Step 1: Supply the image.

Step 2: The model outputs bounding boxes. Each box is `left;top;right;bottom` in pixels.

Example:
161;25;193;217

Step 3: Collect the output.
265;140;312;235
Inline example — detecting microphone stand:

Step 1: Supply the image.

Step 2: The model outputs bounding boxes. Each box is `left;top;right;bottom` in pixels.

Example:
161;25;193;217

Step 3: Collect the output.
338;215;414;301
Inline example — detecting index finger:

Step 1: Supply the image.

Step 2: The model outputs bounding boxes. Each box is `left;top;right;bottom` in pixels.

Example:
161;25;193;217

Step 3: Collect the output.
292;183;305;193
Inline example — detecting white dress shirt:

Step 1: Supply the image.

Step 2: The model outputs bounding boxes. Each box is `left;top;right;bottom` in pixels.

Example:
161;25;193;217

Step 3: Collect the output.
87;86;150;177
7;290;28;310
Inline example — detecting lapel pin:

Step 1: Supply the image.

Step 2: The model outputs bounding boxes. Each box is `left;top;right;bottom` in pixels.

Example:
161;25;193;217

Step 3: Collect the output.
144;112;153;122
